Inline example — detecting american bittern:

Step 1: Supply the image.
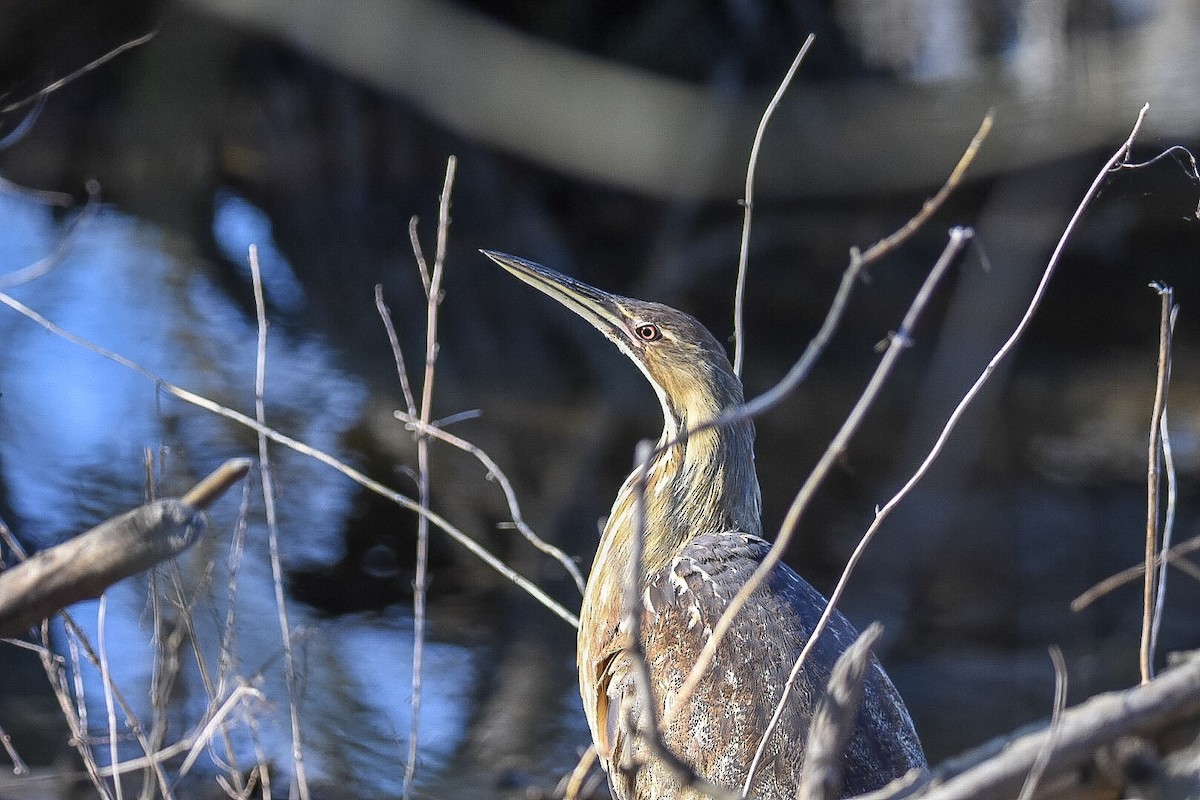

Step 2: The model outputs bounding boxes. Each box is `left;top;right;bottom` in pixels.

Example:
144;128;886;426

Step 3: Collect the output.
486;251;925;799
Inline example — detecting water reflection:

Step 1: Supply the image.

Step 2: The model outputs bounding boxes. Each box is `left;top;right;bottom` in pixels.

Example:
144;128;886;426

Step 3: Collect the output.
0;190;478;797
212;189;306;314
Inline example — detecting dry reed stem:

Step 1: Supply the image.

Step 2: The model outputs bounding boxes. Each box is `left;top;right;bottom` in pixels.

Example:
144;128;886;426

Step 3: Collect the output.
249;244;310;800
562;744;599;800
97;597;123;800
402;154;456;798
1141;284;1176;683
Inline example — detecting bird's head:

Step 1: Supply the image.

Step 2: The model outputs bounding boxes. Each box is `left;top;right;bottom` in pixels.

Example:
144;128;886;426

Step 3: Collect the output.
484;251;745;437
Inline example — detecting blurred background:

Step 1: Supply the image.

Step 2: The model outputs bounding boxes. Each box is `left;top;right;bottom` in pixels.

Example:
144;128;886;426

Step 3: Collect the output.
2;0;1200;797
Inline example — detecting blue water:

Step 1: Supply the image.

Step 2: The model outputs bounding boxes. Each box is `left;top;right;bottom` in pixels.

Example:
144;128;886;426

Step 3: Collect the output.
0;188;485;797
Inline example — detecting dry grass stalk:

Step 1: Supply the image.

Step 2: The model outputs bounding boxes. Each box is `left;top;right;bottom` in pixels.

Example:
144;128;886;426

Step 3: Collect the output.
248;244;310;800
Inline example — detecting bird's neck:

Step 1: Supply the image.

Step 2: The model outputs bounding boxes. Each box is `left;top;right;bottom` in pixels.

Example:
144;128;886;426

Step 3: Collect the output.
592;398;762;595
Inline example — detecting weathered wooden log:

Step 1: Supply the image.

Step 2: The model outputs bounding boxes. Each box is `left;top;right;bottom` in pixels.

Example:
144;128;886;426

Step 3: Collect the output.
855;652;1200;800
0;458;252;637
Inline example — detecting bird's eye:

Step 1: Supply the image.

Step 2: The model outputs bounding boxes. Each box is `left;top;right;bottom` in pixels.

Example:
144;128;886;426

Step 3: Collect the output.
635;323;662;342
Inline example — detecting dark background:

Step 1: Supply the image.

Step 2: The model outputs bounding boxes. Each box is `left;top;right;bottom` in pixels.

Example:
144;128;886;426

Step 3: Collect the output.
2;1;1200;797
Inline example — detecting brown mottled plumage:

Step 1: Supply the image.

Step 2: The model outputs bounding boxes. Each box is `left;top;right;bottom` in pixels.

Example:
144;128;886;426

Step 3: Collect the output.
486;251;925;799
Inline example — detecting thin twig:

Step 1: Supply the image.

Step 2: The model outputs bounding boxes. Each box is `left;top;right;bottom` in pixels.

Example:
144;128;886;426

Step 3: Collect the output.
733;35;814;377
403;154;456;798
0;517;27;561
746;104;1151;780
1072;531;1200;611
374;285;419;419
249;244;310;800
663;111;994;729
143;448;167;800
1141;284;1174;683
0;180;101;290
409;216;431;296
1149;402;1178;667
216;474;254;795
858;112;994;266
393;410;586;593
177;685;264;779
0;721;29;776
1016;646;1068;800
0;90;46;149
743;227;971;790
0;288;579;627
1;27;158;114
94;685;265;778
35;618;114;800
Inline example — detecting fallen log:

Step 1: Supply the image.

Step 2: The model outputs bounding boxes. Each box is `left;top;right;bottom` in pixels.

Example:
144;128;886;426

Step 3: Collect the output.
0;458;252;638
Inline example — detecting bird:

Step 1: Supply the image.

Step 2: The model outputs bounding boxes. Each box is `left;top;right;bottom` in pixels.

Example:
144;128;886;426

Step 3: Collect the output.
484;250;926;799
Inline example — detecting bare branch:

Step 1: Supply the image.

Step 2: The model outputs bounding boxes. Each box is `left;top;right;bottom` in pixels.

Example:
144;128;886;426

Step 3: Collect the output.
744;104;1151;771
855;651;1200;800
0;287;580;627
744;227;971;786
374;284;418;416
733;34;814;377
181;458;254;509
393;409;586;593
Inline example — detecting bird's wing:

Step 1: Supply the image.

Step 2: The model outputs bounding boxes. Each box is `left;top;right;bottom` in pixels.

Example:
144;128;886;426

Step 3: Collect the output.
594;532;796;797
596;531;925;798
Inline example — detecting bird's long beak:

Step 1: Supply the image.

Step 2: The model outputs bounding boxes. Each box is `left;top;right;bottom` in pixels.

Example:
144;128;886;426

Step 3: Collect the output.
482;250;627;338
